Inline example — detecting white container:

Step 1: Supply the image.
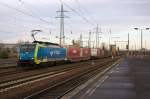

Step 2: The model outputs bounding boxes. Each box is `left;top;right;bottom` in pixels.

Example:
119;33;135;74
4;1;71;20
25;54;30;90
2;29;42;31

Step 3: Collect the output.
91;48;98;57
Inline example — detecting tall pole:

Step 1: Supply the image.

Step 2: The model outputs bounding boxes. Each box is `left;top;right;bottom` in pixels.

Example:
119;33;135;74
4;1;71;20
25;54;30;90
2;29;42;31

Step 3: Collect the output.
88;31;91;48
80;34;83;47
145;40;146;49
141;29;143;50
96;24;99;48
49;29;51;41
135;28;150;51
56;4;68;47
109;28;111;50
60;4;64;46
128;33;130;51
99;37;102;49
145;40;147;55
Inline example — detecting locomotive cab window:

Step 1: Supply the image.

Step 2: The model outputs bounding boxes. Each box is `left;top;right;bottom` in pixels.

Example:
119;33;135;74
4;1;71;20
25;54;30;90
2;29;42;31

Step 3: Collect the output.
20;44;36;52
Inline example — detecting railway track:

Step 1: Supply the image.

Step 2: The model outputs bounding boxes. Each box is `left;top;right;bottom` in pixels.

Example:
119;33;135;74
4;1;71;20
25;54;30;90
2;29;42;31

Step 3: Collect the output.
0;59;17;69
0;58;110;83
0;58;108;88
0;57;120;99
0;63;91;92
0;68;23;77
0;65;16;69
24;58;120;99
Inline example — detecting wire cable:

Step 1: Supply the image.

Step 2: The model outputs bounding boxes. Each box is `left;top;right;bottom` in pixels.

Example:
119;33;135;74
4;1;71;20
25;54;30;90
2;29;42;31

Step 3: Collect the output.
0;1;52;24
59;0;95;26
73;0;97;24
18;0;53;27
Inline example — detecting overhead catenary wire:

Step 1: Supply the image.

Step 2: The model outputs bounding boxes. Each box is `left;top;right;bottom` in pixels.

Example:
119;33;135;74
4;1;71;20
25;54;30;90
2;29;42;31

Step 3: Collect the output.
0;1;52;39
73;0;97;24
18;0;39;16
0;20;50;35
0;1;52;25
0;30;28;37
59;0;95;26
59;0;97;46
17;0;52;30
0;17;52;41
17;0;53;27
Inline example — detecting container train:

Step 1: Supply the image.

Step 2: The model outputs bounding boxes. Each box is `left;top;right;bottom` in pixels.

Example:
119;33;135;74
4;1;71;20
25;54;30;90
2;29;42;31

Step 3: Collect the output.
18;41;112;67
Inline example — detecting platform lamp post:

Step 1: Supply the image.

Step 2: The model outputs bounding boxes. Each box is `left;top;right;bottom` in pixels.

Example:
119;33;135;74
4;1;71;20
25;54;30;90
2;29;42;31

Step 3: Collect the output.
134;28;149;51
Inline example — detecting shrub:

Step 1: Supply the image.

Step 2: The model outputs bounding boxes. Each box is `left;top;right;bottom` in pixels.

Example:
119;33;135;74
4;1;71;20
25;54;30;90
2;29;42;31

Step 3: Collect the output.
0;51;9;59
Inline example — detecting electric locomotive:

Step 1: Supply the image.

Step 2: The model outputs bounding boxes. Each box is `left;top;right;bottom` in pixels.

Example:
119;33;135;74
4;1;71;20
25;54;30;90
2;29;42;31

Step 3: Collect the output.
18;41;67;67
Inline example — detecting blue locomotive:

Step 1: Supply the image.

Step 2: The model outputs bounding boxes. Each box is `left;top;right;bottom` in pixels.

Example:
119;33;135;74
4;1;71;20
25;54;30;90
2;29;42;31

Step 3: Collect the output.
18;41;67;66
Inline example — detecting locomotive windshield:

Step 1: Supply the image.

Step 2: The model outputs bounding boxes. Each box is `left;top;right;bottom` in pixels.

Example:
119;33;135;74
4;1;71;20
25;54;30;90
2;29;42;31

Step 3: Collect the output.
20;44;35;52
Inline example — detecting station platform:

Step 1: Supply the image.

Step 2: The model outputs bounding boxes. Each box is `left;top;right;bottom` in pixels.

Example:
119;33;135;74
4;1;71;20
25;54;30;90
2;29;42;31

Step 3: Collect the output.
62;56;150;99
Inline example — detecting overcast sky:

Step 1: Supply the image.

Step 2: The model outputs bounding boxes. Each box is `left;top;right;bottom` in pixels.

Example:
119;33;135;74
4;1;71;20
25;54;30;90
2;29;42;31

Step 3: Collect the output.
0;0;150;50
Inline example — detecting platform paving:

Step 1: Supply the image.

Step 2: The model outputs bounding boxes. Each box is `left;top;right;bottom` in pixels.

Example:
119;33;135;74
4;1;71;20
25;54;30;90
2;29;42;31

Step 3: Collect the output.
70;56;150;99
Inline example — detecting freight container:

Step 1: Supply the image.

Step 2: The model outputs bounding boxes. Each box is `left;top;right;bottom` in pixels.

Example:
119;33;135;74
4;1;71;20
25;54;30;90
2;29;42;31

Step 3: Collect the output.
67;47;82;62
103;50;111;58
82;48;91;60
110;45;117;56
101;49;105;57
97;48;103;58
97;48;101;57
91;48;98;59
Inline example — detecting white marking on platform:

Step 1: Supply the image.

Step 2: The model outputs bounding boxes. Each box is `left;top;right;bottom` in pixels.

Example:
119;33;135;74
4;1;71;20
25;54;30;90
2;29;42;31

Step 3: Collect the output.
61;59;122;99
